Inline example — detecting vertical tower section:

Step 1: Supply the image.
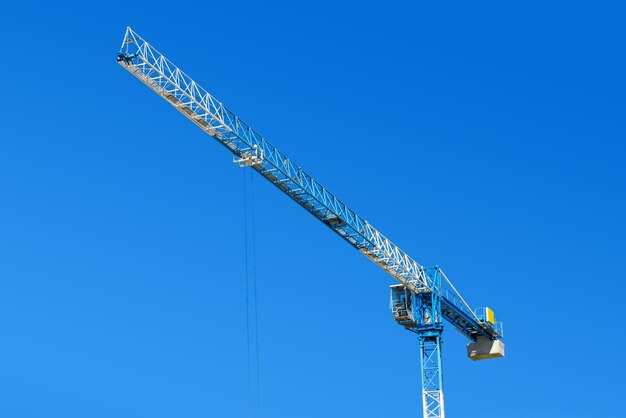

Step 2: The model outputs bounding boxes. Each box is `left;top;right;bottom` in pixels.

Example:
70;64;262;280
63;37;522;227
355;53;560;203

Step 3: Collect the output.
415;272;445;418
391;269;446;417
419;330;445;418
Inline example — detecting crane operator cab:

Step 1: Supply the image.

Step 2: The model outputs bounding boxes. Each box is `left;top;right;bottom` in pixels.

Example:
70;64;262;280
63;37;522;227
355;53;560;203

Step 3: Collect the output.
390;284;417;329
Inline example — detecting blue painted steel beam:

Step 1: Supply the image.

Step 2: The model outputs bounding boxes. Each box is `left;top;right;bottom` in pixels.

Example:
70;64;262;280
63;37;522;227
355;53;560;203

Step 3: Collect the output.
116;27;502;342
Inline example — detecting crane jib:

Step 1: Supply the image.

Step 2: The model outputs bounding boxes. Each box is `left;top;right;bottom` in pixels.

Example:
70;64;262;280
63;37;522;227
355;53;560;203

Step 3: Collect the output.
116;26;502;341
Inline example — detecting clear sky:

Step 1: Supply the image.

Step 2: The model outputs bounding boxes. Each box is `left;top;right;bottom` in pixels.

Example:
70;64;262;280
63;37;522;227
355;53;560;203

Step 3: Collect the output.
1;1;625;417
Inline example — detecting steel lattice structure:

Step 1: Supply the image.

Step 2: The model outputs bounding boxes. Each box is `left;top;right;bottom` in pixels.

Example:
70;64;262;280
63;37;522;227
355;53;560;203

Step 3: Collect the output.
117;27;505;417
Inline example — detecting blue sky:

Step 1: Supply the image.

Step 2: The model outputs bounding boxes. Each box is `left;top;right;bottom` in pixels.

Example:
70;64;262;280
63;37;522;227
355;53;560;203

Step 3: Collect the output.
1;1;625;417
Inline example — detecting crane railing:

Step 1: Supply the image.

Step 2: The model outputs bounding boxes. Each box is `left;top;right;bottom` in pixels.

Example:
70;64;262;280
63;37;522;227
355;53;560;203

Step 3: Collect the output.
117;27;500;341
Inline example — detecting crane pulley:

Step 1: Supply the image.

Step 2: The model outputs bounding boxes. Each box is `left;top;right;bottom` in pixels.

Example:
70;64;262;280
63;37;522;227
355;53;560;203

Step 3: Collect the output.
117;27;504;418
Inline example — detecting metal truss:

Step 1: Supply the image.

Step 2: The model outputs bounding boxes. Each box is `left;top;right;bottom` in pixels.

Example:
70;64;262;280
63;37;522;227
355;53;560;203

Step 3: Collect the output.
414;278;445;418
419;331;445;418
391;272;445;417
116;27;433;291
117;27;504;417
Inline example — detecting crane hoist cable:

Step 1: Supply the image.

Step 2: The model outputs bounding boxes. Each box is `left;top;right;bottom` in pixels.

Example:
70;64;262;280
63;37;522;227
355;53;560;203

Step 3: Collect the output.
243;168;261;418
251;172;261;418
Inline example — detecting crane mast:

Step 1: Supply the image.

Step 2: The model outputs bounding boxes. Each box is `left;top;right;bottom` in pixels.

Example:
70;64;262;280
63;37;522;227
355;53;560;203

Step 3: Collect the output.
117;27;504;417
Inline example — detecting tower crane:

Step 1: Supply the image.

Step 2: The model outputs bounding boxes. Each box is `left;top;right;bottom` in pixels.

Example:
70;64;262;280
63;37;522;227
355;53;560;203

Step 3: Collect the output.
116;27;505;418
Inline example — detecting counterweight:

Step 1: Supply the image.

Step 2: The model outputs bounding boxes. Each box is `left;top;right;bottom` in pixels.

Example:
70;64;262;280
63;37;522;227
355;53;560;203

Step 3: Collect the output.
117;27;504;417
